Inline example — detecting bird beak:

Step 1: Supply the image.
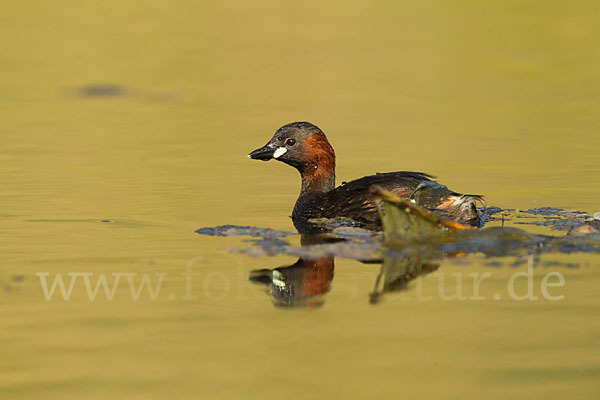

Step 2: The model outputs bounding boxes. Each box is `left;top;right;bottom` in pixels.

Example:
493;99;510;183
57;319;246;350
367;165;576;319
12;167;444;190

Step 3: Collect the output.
248;144;275;161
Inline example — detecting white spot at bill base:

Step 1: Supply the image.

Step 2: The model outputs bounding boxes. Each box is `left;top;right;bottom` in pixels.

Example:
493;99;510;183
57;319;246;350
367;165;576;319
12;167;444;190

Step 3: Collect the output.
273;147;287;158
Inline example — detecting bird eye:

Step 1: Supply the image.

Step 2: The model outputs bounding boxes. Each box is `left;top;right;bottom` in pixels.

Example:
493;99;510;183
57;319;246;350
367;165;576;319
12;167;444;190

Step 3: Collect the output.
277;136;284;142
286;138;296;146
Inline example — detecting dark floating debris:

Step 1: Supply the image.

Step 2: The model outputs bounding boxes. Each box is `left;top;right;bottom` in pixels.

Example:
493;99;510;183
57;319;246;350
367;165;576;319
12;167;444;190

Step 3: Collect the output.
195;225;294;239
520;207;586;217
483;206;508;216
78;84;127;97
514;208;597;232
73;84;179;102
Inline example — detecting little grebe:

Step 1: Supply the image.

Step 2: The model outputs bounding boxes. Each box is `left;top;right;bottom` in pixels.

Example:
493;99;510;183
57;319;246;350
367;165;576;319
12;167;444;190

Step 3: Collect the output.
248;122;483;232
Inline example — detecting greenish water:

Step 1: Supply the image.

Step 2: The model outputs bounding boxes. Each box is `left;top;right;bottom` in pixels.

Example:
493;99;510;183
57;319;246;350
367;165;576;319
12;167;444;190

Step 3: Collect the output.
1;1;599;399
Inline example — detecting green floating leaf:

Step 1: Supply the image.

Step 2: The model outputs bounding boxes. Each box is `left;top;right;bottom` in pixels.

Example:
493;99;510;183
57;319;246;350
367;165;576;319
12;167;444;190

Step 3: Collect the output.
370;185;467;244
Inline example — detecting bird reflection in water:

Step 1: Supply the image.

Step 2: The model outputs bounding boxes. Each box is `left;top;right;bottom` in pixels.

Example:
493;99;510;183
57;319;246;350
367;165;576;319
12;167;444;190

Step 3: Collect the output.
248;234;440;308
248;234;335;308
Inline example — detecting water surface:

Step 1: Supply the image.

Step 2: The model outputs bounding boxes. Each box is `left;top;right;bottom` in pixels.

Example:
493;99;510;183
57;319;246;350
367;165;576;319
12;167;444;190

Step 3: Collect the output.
1;1;599;399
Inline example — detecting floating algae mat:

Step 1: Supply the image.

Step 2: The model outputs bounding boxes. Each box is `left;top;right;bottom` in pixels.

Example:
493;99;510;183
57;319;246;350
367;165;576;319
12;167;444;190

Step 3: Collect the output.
197;206;600;261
